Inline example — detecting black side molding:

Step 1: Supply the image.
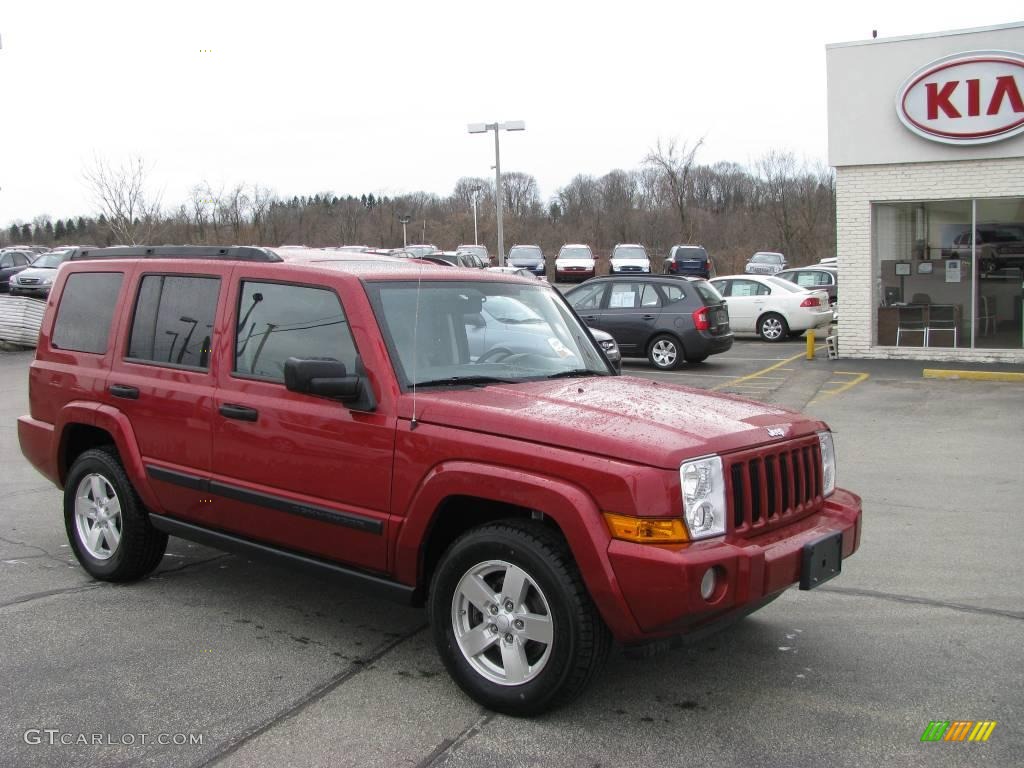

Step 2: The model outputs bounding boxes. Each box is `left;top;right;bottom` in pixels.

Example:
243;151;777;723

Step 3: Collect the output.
145;465;383;535
208;481;383;534
148;515;414;604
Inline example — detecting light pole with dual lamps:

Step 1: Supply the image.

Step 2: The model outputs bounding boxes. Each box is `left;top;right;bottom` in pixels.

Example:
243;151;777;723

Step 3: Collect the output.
467;121;525;266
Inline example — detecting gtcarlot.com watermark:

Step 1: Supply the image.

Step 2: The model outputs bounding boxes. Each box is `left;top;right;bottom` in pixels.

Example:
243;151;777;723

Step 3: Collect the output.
24;729;204;747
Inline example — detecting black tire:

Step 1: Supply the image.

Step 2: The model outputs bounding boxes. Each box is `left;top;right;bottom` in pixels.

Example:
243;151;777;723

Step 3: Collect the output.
64;447;167;582
757;313;789;343
647;333;683;370
428;519;611;716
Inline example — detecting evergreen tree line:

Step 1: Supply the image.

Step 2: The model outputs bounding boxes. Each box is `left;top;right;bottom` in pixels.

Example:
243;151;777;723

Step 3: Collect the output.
3;148;836;274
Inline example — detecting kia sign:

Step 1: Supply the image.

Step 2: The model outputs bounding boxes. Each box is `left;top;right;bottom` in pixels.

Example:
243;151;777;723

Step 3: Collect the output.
896;50;1024;145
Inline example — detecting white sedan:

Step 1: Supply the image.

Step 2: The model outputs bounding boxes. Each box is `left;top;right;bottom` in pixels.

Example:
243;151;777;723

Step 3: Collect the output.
709;275;832;342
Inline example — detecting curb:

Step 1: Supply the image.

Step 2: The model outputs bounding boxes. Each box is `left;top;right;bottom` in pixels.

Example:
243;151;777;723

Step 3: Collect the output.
922;369;1024;383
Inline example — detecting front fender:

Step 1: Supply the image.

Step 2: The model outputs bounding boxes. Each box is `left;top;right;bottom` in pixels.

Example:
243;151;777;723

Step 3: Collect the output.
395;461;643;641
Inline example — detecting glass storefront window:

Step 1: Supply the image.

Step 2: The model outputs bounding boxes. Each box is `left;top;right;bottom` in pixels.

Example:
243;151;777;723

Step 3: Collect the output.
873;198;1024;350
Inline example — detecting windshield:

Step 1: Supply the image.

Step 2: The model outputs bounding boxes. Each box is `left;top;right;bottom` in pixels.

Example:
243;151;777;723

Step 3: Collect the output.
751;253;783;264
459;245;487;256
558;247;592;259
612;246;647;260
406;245;438;257
508;246;542;260
368;280;611;387
31;252;70;268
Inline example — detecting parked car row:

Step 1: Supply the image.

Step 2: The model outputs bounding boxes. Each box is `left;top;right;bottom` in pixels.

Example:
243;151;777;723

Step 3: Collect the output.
0;245;93;297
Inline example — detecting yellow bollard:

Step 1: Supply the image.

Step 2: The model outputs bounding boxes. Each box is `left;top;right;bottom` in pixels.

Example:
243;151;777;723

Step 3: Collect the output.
806;330;815;360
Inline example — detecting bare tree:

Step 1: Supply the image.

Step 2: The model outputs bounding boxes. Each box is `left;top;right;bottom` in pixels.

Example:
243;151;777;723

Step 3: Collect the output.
83;155;163;245
644;138;703;240
502;172;540;218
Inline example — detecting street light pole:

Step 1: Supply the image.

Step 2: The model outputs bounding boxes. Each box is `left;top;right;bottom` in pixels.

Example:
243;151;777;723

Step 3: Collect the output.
493;128;504;266
468;121;525;267
472;185;481;246
398;215;411;247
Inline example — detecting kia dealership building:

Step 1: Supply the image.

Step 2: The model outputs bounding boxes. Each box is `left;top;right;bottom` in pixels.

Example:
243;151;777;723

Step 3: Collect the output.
827;22;1024;362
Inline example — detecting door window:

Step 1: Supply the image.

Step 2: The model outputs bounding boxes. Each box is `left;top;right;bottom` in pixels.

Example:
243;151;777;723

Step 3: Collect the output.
128;275;220;368
0;255;12;269
639;285;661;307
608;283;659;308
658;284;687;304
730;280;770;297
234;281;358;382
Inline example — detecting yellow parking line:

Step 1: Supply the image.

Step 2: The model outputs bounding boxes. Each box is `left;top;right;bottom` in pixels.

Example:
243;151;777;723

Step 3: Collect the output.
923;369;1024;383
808;372;869;405
711;350;810;392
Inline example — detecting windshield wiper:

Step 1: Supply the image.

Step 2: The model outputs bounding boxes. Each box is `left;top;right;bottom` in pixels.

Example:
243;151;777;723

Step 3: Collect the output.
496;317;544;324
545;369;606;380
413;375;518;388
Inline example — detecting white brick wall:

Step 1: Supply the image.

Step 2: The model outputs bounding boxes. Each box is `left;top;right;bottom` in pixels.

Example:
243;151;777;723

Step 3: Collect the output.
836;157;1024;363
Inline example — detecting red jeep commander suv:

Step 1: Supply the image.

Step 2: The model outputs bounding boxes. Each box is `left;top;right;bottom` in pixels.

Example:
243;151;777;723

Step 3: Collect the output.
19;246;862;715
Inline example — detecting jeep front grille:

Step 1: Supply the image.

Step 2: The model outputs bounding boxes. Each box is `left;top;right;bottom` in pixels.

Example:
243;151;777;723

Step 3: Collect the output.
727;436;823;535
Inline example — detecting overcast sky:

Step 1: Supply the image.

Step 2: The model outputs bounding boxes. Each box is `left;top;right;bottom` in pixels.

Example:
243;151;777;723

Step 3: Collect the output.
1;1;1021;226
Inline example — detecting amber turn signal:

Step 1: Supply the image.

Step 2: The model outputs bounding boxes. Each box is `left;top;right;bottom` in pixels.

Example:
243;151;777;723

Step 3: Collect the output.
603;513;689;544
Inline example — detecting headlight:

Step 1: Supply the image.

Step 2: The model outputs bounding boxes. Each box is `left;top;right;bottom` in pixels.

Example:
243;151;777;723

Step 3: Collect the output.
817;430;836;497
679;455;726;539
41;276;54;285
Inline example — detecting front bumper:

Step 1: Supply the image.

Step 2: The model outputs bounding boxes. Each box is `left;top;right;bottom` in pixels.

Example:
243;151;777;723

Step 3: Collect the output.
605;487;861;640
511;263;546;276
10;285;51;297
555;267;595;281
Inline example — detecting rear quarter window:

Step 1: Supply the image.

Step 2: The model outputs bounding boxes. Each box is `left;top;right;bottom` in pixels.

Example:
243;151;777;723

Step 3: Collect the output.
51;272;124;354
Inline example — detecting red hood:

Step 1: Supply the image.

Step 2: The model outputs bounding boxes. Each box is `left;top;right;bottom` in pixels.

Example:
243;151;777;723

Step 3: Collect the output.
399;375;823;470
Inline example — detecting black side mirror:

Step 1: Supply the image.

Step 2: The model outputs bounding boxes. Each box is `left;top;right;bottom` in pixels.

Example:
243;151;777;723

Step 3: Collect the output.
284;357;376;411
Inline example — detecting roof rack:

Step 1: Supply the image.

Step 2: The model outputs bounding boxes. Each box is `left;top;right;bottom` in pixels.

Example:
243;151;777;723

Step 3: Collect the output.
70;246;282;263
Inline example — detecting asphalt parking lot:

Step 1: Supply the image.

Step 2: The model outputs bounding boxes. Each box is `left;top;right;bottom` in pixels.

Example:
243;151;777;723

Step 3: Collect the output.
2;342;1022;768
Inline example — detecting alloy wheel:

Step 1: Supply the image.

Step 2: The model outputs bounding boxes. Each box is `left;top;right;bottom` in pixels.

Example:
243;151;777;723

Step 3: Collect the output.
651;339;678;368
451;559;554;686
761;317;785;340
74;473;122;560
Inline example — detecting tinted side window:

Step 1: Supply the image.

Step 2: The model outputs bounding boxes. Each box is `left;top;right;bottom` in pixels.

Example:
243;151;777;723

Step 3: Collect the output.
0;255;12;268
15;254;30;266
235;281;357;382
128;275;220;368
52;272;124;354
